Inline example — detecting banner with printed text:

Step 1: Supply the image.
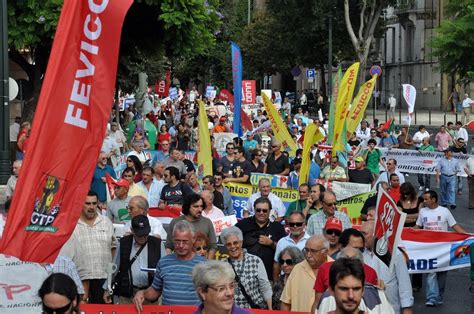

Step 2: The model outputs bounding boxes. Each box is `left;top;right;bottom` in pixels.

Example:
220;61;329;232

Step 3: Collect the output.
379;148;472;176
0;0;133;263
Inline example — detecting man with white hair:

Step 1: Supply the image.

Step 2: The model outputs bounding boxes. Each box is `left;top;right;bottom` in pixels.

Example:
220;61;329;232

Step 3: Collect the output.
243;178;286;221
280;235;330;312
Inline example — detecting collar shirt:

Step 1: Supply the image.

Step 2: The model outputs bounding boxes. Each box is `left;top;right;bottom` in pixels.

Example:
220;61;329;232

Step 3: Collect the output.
436;157;460;176
124;215;167;239
306;211;352;236
137;178;163;207
245;192;286;219
456;127;468;143
202;205;225;220
274;233;310;262
320;165;347;180
363;250;413;313
73;215;117;280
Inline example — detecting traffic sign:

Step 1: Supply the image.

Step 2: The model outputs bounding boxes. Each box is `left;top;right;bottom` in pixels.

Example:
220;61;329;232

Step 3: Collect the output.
370;65;382;76
291;67;301;77
306;68;316;78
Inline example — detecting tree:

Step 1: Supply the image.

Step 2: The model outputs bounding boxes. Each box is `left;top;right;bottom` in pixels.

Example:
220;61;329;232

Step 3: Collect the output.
343;0;395;80
7;0;221;119
431;0;474;84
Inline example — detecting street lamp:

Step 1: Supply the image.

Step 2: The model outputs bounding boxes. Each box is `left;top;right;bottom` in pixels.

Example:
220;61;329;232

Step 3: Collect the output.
0;0;10;185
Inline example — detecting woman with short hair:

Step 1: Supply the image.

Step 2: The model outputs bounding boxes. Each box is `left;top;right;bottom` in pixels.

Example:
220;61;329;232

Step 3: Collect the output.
39;273;80;314
220;226;273;309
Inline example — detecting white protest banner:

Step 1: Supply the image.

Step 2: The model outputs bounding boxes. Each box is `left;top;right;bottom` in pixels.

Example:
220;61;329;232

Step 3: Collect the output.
211;215;238;236
402;229;474;274
402;84;416;114
0;254;49;313
379;148;472;177
331;181;372;201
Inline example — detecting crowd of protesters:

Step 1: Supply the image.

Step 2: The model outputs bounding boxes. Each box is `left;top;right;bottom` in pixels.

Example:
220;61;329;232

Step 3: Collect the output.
4;88;474;313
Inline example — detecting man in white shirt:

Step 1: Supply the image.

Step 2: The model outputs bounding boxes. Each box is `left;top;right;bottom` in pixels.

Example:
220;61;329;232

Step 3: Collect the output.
137;167;162;208
124;196;167;239
244;178;286;222
109;122;128;153
355;120;371;142
9;117;21;163
455;121;469;144
375;158;405;186
412;125;430;149
461;93;474;124
388;94;396;118
414;190;466;307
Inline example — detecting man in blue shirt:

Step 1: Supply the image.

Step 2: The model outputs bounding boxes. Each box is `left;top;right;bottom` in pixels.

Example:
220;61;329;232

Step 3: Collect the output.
436;148;461;209
90;152;116;204
133;220;205;311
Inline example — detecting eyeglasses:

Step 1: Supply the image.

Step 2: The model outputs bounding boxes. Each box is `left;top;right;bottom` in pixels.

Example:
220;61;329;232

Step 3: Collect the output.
323;201;337;207
303;247;327;255
194;245;209;251
208;282;237;294
325;229;341;236
42;301;72;314
288;222;304;227
255;208;269;213
279;258;294;266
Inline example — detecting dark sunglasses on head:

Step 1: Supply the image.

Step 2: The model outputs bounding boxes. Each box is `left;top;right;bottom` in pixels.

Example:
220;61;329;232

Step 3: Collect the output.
325;229;341;236
279;258;294;266
255;208;269;213
288;222;304;227
42;301;72;314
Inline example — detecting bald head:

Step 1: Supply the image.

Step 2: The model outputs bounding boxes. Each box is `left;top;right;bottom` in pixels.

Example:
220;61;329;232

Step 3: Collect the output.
304;235;329;269
339;246;364;263
360;220;375;250
201;190;214;208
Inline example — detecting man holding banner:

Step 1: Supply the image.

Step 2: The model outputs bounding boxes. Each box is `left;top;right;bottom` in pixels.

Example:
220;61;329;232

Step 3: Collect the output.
414;190;466;307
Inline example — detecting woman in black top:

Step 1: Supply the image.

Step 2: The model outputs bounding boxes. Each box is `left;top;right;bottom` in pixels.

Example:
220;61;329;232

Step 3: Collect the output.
397;182;423;227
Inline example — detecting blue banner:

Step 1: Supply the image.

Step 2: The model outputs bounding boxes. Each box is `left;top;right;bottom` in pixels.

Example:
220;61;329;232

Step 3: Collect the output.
231;42;243;136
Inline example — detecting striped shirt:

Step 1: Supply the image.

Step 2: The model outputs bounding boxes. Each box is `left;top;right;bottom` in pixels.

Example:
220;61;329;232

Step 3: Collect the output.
152;253;205;305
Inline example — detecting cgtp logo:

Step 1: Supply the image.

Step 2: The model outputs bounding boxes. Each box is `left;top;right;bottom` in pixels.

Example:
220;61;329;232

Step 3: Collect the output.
25;175;66;233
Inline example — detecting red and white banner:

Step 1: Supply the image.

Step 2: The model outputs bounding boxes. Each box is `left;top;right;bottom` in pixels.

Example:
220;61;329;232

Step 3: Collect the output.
402;84;416;114
242;80;256;104
155;70;171;97
402;229;474;274
0;0;133;263
374;189;407;271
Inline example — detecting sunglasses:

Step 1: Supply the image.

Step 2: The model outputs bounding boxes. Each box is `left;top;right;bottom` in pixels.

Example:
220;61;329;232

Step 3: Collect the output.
288;222;304;227
255;208;269;213
279;258;294;266
194;245;209;251
42;301;72;314
257;154;263;157
271;145;279;148
325;229;341;236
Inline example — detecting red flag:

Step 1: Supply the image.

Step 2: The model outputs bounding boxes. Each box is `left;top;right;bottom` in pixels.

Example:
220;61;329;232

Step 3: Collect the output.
155;70;171;97
466;120;474;131
218;89;234;111
240;108;253;131
0;0;133;263
374;188;407;270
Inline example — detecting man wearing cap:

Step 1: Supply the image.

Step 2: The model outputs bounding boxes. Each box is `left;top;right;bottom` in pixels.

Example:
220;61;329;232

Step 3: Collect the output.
264;140;290;175
103;215;162;304
213;116;230;133
323;217;343;259
349;157;375;185
107;178;132;223
91;152;117;204
436;148;461;209
124;196;167;239
273;212;310;282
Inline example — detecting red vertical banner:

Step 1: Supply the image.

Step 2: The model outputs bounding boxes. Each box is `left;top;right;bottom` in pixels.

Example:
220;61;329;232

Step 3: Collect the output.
155;70;171;97
374;189;407;271
0;0;133;263
242;80;256;104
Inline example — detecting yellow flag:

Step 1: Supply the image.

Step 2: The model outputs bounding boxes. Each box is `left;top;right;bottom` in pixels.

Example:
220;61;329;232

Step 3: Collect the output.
299;124;325;186
262;93;297;156
197;100;213;177
346;74;378;134
333;62;360;152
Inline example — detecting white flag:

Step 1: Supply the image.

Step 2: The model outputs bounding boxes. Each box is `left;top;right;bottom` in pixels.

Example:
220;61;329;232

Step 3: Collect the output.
402;84;416;114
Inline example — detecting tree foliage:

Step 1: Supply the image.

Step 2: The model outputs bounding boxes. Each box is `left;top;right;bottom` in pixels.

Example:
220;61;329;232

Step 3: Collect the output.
431;0;474;83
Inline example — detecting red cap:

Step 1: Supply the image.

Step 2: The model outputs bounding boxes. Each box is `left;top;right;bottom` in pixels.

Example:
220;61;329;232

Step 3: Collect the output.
324;217;343;232
219;117;226;122
113;178;130;189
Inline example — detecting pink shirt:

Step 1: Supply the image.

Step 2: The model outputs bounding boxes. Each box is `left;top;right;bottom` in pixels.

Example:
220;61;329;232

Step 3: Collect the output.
202;206;225;220
435;132;451;151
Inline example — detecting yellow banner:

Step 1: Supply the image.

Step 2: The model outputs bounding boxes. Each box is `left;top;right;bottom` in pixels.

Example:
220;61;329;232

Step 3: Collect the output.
346;75;378;134
262;93;297;156
299;124;324;186
333;62;360;152
197;100;213;176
